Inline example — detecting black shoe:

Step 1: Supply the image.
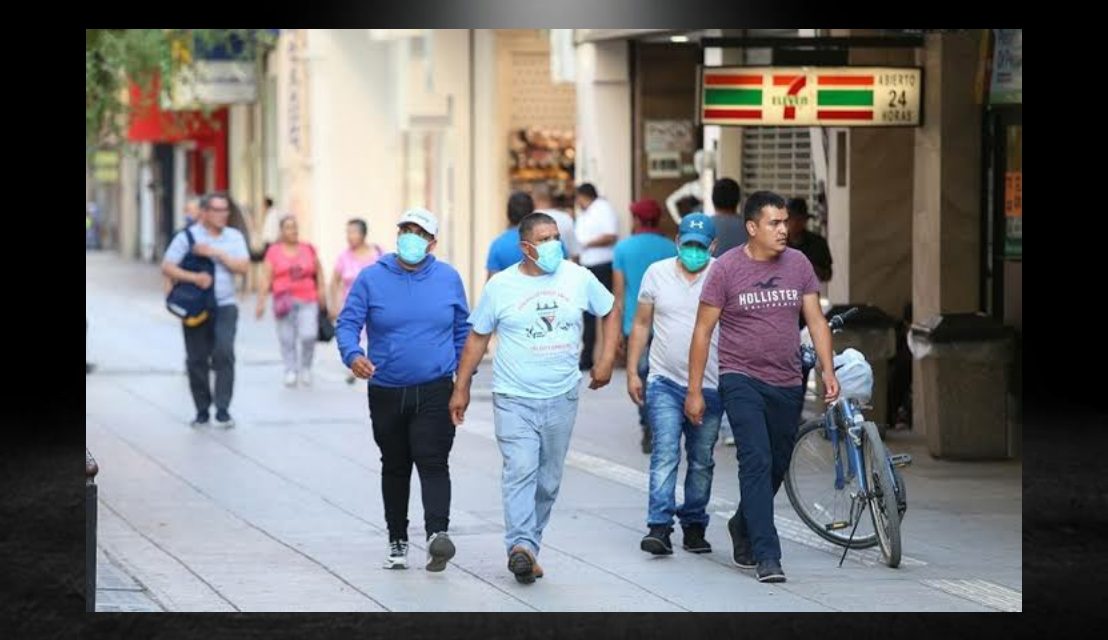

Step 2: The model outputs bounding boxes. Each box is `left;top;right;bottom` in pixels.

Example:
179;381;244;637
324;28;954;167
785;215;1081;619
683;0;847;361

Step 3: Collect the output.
640;525;674;555
726;513;756;568
682;523;712;554
214;409;235;429
641;429;652;454
756;559;787;583
190;411;210;428
86;362;96;374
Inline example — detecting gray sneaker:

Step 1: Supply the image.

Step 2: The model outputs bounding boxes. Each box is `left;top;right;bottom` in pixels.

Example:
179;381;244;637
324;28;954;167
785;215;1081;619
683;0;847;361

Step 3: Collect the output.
383;539;409;570
426;532;456;572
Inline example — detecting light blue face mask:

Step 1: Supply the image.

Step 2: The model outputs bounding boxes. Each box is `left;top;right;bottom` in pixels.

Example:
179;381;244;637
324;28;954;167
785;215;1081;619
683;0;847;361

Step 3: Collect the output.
397;232;430;265
526;239;564;273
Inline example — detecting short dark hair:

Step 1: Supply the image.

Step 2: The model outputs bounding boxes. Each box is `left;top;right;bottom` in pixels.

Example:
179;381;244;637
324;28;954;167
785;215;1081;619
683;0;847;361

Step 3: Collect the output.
507;191;535;226
676;195;702;218
712;178;741;210
265;196;274;208
576;183;598;200
786;197;810;217
743;190;787;223
519;212;557;241
347;218;367;236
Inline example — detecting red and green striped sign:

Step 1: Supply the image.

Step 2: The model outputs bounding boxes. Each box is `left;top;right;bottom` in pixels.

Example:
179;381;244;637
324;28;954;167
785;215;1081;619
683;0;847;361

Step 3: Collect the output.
700;67;921;127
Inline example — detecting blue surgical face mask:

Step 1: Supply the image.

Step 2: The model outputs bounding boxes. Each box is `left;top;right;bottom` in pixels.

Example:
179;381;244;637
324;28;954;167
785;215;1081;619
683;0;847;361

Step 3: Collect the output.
678;244;711;272
397;232;430;265
526;239;564;273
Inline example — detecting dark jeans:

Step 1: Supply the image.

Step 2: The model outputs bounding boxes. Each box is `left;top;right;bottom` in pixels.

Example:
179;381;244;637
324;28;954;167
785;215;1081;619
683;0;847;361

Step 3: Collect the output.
183;305;238;414
580;262;613;370
367;376;456;541
720;372;805;563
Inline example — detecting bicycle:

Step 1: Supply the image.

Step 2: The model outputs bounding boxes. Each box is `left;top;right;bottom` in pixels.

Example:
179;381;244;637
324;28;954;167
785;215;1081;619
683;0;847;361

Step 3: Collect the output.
786;308;912;568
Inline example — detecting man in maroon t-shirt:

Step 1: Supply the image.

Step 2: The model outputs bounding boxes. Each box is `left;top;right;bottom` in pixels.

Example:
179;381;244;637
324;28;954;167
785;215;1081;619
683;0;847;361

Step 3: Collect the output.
685;190;841;584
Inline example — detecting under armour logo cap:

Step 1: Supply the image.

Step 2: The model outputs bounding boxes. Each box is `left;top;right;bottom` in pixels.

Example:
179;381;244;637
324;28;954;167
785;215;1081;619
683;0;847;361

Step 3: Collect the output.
678;212;716;247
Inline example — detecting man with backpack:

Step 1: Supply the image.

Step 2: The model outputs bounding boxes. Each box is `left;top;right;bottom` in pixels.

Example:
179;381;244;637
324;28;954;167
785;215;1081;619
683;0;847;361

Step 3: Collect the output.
161;193;251;428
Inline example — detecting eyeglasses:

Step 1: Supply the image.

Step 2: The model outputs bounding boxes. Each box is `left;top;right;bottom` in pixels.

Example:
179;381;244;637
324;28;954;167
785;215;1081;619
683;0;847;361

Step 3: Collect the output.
208;206;229;213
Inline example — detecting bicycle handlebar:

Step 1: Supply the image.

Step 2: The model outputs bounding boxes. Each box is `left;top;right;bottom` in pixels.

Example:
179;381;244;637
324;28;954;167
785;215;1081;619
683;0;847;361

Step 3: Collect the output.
828;307;859;332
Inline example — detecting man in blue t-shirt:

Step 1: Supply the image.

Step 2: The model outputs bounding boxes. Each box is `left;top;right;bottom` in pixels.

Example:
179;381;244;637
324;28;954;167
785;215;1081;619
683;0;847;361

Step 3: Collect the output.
486;191;534;280
450;211;619;585
612;199;678;453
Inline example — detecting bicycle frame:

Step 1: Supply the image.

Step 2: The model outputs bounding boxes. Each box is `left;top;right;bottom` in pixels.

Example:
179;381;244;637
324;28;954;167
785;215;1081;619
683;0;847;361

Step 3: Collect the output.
821;398;869;496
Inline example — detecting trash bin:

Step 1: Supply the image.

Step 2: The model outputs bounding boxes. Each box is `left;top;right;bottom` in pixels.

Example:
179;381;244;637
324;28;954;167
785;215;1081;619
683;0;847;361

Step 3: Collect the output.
817;304;898;430
908;313;1016;460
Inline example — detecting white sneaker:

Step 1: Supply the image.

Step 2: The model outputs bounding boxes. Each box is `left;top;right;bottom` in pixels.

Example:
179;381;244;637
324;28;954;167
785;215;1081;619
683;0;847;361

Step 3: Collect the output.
283;370;297;387
299;370;313;387
384;539;409;570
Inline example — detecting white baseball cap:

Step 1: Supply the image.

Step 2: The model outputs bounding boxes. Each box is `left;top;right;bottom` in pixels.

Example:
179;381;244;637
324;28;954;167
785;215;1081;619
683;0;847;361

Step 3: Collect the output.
397;208;439;237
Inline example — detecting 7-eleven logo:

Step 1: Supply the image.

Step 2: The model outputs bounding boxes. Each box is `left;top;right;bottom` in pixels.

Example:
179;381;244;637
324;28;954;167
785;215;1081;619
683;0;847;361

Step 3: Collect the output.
773;75;808;120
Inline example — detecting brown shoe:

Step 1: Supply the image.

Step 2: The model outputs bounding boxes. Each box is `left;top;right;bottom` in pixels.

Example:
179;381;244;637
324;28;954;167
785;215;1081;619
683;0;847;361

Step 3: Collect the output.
508;545;537;584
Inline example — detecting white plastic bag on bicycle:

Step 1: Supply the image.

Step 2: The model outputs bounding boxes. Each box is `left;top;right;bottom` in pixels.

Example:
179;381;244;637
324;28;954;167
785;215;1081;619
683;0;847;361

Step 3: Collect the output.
833;348;873;402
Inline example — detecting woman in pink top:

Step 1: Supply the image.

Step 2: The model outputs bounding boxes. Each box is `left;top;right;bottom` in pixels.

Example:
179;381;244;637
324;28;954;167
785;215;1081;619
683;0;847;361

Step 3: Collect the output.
256;215;327;387
328;218;382;384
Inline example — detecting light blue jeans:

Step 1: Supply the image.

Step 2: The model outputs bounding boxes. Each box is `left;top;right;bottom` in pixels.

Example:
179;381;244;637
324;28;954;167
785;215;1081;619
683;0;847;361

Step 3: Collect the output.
493;386;580;556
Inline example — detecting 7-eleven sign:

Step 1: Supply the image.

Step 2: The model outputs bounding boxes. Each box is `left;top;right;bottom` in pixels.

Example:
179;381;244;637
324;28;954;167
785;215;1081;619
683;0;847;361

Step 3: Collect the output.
700;66;922;127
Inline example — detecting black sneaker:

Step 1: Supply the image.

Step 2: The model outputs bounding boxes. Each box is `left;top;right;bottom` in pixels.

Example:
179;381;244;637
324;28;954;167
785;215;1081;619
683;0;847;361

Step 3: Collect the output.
682;523;712;554
425;532;456;572
640;525;674;555
726;513;756;568
190;411;210;428
756;559;787;583
214;409;235;429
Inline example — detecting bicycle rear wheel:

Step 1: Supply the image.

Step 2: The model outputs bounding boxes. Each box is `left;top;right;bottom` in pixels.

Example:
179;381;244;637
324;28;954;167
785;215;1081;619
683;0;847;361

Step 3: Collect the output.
785;419;878;549
862;421;902;568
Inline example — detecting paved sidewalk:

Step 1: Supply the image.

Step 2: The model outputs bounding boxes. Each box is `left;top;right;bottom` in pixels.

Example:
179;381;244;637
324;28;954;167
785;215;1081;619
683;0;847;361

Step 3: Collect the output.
86;251;1022;612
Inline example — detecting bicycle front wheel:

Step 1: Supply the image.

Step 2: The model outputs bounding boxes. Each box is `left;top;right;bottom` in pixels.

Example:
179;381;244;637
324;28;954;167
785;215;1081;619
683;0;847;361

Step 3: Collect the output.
785;420;878;549
862;421;902;568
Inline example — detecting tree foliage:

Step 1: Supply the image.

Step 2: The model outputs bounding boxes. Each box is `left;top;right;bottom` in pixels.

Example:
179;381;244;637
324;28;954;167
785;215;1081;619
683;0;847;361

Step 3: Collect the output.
85;29;274;151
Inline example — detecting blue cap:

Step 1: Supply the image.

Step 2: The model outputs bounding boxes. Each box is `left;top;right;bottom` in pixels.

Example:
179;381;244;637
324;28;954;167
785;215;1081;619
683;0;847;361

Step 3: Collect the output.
678;213;716;247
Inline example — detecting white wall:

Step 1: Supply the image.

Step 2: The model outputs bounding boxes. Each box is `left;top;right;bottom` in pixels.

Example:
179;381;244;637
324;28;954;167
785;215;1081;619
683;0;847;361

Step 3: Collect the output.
575;40;632;236
304;30;402;280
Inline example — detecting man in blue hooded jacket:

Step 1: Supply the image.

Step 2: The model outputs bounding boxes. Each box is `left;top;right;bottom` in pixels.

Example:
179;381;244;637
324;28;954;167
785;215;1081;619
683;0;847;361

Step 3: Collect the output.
336;208;471;573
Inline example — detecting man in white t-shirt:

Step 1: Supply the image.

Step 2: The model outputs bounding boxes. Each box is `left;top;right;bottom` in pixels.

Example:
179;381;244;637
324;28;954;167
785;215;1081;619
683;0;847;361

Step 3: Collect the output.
626;213;724;557
573;183;619;370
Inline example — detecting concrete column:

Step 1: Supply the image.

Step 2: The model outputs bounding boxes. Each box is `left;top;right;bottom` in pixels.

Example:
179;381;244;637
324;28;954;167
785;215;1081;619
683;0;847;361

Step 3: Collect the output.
912;31;986;443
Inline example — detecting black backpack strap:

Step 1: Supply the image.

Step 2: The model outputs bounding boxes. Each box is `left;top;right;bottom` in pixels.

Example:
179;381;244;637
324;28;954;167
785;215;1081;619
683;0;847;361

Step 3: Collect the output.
176;227;198;267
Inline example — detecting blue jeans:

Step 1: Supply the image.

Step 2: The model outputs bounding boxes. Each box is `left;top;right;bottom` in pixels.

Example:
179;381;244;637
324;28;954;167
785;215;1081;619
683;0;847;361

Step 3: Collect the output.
493;387;580;556
720;373;805;563
645;376;722;528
